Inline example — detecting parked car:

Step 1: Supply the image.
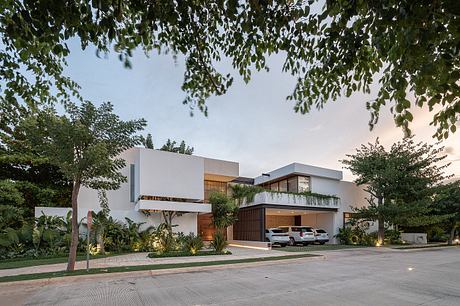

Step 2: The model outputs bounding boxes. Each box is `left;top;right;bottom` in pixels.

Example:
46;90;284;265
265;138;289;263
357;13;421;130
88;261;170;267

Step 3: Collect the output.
278;226;316;246
265;228;289;247
313;228;329;244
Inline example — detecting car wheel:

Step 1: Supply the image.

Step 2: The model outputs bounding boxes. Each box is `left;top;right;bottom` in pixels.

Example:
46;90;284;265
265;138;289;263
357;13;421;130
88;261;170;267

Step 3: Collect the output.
320;242;325;245
281;244;287;247
289;237;296;246
303;242;309;246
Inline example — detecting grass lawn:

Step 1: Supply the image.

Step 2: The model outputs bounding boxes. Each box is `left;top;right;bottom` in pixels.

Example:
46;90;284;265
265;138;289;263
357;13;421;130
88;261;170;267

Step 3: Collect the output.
273;244;370;252
387;243;458;250
148;250;231;258
0;252;128;270
0;253;319;283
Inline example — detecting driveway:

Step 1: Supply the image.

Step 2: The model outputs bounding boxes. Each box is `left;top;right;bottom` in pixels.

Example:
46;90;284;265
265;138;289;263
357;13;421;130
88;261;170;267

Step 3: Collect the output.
1;247;459;306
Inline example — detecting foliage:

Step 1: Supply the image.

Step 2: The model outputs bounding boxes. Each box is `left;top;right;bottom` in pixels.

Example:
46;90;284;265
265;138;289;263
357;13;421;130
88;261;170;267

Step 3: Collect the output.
210;231;228;253
209;192;239;230
0;103;72;218
431;180;460;244
20;101;145;271
147;250;230;258
426;226;449;243
160;139;194;155
2;1;460;139
342;137;448;242
140;133;154;149
230;184;265;206
183;233;204;255
0;205;25;230
230;184;339;208
335;222;402;246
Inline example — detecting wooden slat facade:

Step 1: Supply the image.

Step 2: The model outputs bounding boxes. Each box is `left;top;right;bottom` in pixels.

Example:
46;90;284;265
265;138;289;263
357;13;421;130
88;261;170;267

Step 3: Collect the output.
233;206;265;241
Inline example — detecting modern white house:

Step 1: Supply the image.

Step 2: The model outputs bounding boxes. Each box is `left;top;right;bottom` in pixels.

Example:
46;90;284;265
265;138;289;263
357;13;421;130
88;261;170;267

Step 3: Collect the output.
35;147;370;244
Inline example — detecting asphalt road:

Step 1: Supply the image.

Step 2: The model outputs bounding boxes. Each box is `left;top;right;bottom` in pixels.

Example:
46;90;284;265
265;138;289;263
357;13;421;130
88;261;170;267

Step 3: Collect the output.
2;247;459;306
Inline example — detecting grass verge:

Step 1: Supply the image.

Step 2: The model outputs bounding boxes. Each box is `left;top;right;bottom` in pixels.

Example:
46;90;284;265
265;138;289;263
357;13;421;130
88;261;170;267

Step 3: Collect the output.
0;253;319;283
273;244;370;252
0;253;128;270
148;250;231;258
388;243;458;250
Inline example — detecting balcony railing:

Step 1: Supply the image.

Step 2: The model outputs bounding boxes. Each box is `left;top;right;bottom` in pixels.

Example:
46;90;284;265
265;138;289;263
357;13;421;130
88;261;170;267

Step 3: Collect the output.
246;191;340;209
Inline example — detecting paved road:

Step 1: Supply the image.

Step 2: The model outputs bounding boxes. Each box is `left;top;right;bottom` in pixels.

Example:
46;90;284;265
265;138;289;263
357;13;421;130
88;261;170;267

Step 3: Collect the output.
2;247;459;306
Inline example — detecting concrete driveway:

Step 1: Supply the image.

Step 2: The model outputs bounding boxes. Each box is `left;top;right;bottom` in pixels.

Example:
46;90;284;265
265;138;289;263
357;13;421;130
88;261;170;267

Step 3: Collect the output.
1;247;459;306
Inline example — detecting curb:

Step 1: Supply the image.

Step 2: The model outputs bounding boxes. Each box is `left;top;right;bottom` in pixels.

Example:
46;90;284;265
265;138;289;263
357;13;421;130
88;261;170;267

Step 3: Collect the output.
0;255;325;286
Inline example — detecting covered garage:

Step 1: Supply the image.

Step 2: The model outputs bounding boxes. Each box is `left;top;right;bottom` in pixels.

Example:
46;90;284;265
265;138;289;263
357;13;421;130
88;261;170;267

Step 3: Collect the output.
232;205;337;242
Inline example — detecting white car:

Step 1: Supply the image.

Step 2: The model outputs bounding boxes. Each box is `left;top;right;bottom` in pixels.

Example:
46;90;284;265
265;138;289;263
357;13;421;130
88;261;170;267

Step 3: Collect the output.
313;228;329;244
265;228;289;247
278;226;316;246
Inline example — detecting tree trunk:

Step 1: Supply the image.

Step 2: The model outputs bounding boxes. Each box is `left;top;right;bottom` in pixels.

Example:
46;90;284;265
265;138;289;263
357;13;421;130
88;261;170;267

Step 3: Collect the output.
67;180;81;271
377;196;384;245
447;224;456;245
97;230;105;254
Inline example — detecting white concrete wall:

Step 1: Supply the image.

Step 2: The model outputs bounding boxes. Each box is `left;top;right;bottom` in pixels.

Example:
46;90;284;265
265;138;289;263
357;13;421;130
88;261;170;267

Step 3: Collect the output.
78;148;138;212
300;213;335;243
310;176;341;196
138;149;204;200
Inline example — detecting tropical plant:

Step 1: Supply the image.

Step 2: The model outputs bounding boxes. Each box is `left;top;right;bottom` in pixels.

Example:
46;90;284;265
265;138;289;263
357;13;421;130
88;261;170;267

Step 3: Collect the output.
210;231;228;253
209;192;239;232
183;233;204;255
21;101;145;271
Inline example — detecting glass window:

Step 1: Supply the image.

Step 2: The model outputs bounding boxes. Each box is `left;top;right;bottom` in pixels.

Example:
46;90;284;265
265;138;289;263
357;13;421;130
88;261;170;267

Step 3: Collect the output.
271;229;284;233
278;180;288;192
298;176;310;192
287;177;298;193
270;182;279;191
204;180;227;202
130;164;135;202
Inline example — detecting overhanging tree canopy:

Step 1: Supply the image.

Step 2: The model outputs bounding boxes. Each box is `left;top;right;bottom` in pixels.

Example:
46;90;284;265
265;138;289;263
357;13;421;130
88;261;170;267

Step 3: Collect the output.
1;1;459;138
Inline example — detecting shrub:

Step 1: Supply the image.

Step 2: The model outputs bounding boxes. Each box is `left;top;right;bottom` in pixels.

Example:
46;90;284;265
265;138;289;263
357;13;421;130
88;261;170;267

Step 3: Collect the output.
427;226;448;242
183;233;204;255
210;231;227;253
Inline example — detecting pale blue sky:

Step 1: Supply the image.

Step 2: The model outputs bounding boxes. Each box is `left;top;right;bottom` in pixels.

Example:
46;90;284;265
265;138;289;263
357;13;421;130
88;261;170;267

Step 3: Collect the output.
65;40;460;181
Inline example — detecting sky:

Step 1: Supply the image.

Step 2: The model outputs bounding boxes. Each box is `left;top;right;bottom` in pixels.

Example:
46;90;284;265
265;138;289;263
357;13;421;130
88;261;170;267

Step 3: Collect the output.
65;41;460;182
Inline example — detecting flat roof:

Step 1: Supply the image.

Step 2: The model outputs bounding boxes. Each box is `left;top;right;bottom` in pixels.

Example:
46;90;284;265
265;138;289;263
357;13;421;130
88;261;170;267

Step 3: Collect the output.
254;163;343;185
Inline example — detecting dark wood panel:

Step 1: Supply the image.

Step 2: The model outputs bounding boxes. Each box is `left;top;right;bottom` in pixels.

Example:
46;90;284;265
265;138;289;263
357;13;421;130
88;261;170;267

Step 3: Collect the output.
233;207;265;241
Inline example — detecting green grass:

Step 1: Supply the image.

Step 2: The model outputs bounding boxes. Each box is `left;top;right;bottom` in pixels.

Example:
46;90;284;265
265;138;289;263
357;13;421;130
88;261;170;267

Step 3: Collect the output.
147;250;231;258
273;244;370;252
388;243;459;250
0;252;128;270
0;253;319;283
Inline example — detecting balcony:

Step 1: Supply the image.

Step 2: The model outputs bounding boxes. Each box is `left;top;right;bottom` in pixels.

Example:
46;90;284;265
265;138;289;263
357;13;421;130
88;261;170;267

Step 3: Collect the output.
247;191;340;209
135;200;211;213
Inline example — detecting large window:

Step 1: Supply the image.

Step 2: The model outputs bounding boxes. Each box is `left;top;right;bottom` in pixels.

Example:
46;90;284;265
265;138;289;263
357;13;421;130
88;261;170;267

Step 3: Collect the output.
204;180;227;202
287;177;298;193
278;179;288;192
298;176;310;193
263;175;310;194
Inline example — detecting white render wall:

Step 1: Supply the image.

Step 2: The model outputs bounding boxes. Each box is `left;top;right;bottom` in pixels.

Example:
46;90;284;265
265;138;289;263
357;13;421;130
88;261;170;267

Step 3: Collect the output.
138;149;204;200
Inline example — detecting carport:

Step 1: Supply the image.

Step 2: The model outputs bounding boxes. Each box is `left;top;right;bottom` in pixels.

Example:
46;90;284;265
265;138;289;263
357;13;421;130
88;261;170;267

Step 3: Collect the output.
232;204;337;242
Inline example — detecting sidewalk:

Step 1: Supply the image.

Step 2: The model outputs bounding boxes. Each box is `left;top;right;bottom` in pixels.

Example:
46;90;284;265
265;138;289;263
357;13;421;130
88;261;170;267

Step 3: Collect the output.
0;247;302;278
